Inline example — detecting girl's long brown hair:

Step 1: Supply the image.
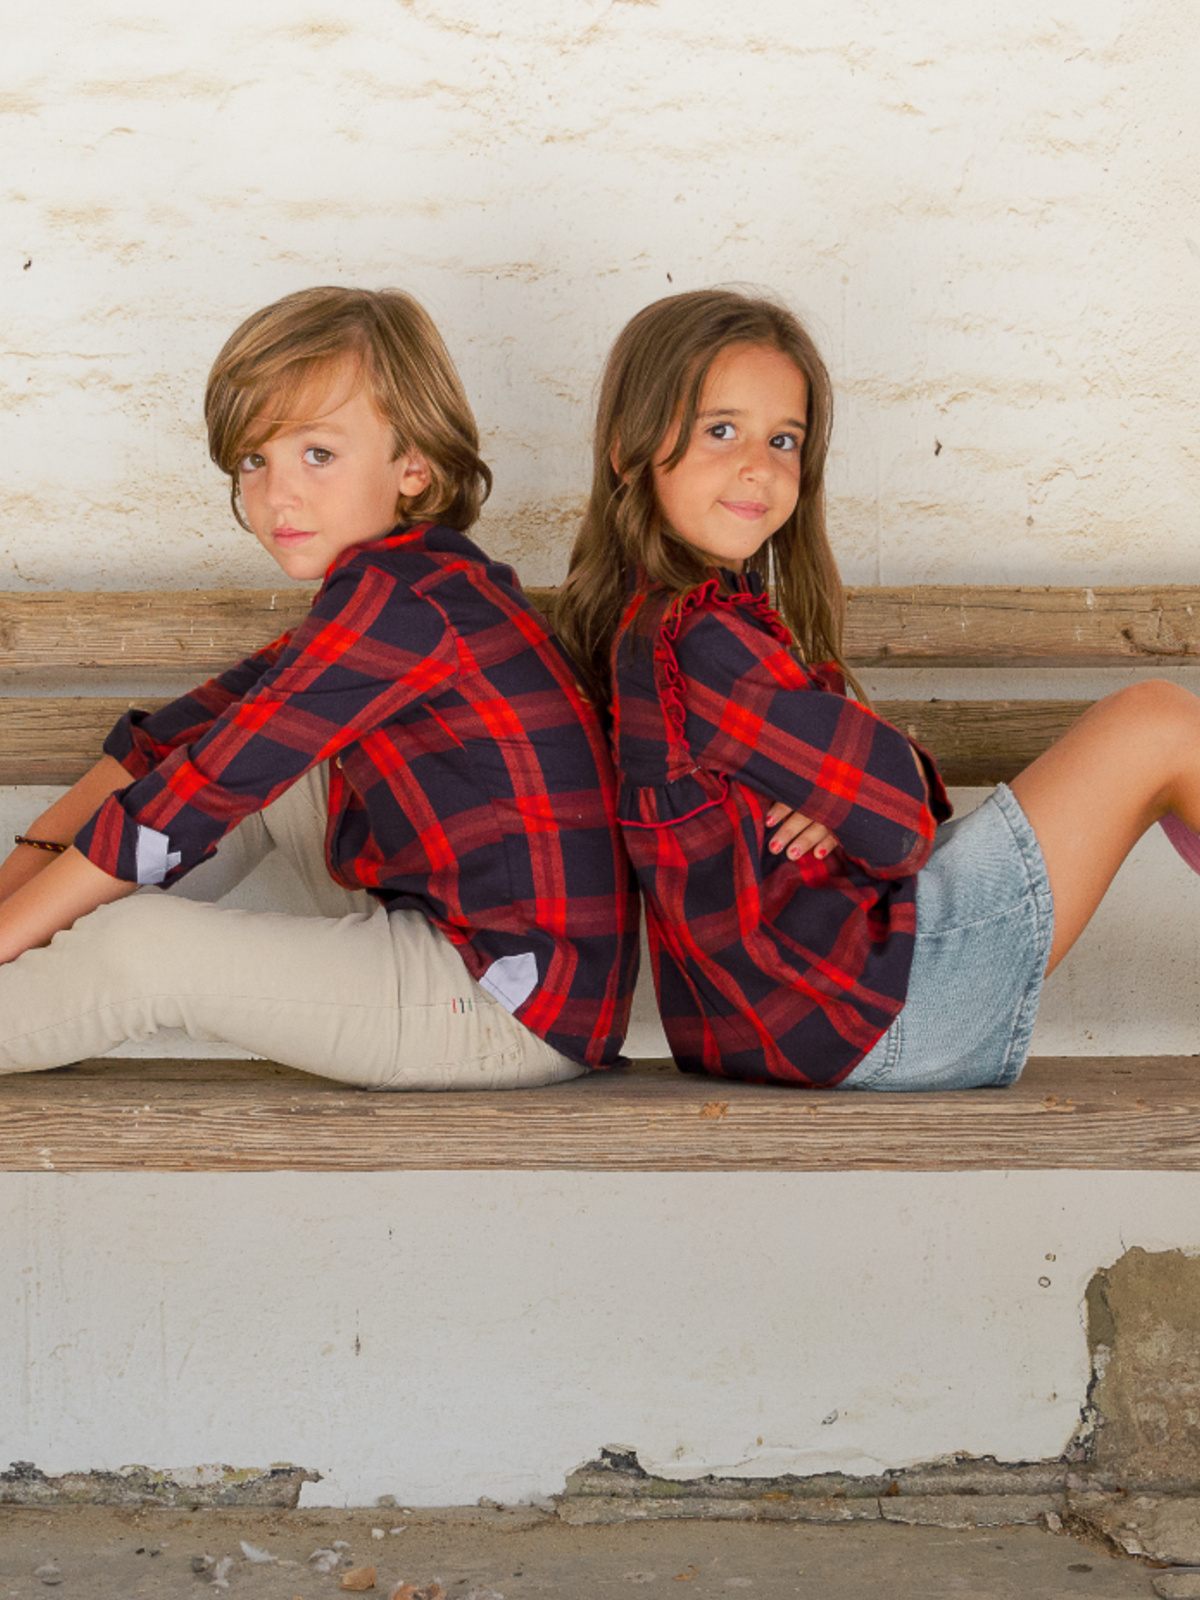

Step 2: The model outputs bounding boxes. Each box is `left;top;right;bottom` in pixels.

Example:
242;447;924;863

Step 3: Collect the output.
555;288;860;708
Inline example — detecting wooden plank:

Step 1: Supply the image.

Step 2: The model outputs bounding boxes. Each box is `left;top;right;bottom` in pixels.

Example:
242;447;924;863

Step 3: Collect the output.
883;699;1087;786
0;698;169;785
844;585;1200;667
0;697;1088;787
0;1056;1194;1172
0;589;315;684
6;586;1200;682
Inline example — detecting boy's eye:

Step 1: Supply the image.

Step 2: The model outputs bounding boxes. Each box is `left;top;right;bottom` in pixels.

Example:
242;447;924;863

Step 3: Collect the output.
303;446;334;466
238;451;265;473
706;422;736;441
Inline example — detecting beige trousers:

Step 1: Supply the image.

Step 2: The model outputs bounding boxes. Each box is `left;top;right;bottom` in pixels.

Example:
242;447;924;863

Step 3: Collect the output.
0;766;584;1090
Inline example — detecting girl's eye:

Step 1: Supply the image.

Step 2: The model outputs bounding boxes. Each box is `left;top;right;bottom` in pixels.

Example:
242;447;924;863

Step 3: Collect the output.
706;422;736;441
303;446;334;466
771;432;800;453
238;452;265;473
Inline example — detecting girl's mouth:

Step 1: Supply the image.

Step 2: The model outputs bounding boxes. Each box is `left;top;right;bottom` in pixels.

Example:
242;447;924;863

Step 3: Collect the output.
720;500;769;521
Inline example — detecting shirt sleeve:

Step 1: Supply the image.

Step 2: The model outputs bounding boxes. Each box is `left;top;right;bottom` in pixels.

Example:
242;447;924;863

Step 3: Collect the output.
103;634;291;780
675;606;949;878
75;562;457;886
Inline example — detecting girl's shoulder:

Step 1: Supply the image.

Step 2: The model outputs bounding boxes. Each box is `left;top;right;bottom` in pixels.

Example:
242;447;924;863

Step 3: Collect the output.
617;573;790;654
667;577;846;699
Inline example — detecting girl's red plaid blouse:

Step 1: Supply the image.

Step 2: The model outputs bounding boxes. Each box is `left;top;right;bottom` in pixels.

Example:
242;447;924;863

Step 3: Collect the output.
611;574;951;1086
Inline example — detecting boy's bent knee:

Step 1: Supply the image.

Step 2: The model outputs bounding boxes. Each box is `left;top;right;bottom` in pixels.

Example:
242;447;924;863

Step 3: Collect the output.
71;891;208;980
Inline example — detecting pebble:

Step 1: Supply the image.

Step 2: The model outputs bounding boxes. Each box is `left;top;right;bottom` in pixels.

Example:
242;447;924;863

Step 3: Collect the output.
241;1541;275;1564
33;1564;62;1587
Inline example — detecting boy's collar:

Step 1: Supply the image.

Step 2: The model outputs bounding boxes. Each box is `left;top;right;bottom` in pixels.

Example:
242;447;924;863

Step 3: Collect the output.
324;521;433;579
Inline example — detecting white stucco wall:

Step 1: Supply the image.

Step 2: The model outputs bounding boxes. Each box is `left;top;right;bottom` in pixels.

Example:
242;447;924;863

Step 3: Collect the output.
5;0;1198;590
1;1168;1198;1507
3;0;1200;1504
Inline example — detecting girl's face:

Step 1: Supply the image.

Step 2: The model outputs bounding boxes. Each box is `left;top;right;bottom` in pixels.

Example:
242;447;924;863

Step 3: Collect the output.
652;342;808;573
237;358;429;581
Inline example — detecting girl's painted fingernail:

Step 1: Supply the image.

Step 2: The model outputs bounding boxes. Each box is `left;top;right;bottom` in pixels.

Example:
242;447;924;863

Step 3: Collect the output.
815;845;828;859
769;838;782;853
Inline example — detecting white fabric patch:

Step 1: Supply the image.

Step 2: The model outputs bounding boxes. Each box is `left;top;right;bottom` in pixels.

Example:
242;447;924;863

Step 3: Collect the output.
477;950;538;1014
134;824;182;886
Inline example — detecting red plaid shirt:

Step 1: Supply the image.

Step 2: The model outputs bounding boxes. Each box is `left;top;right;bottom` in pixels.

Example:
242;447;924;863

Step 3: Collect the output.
612;574;950;1085
76;524;639;1068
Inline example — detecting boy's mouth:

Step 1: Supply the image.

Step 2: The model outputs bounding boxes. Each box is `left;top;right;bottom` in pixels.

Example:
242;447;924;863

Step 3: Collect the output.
272;525;317;546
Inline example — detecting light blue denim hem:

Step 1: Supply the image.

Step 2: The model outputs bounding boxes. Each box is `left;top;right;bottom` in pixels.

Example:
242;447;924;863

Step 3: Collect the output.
839;782;1055;1093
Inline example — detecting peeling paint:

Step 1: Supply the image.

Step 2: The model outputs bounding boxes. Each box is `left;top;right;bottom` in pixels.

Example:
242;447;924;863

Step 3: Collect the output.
0;1460;320;1508
1082;1248;1200;1486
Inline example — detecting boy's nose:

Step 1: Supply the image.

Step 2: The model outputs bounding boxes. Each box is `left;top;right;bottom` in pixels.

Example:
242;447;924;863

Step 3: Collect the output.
263;463;302;508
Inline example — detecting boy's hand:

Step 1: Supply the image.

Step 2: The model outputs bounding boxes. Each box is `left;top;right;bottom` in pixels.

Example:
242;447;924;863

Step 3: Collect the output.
765;802;838;862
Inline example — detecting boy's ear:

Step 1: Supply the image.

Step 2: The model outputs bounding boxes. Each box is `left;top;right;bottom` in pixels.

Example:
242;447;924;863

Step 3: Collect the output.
395;451;432;496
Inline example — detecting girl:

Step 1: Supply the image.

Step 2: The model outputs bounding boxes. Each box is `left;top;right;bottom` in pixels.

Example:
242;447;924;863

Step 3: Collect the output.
0;287;638;1088
556;287;1200;1089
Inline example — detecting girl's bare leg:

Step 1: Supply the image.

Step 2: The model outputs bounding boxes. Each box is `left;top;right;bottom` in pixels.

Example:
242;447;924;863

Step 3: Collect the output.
1009;680;1200;973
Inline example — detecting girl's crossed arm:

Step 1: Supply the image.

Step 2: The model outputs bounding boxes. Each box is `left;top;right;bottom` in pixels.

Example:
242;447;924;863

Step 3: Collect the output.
677;609;948;873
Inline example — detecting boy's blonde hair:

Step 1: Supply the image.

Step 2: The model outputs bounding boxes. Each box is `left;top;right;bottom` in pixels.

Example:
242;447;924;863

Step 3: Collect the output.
556;287;859;708
205;286;492;532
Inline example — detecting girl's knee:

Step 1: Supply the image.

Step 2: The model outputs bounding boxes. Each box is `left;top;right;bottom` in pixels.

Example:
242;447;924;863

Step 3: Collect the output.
1095;679;1200;738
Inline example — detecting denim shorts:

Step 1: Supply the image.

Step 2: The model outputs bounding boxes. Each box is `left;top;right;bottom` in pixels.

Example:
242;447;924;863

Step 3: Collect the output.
839;783;1054;1092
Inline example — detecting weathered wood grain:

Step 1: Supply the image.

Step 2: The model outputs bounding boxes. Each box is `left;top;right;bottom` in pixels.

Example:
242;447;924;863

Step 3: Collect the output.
4;586;1200;681
0;1056;1193;1172
884;699;1088;786
842;585;1200;667
0;589;315;683
0;698;169;784
0;697;1087;787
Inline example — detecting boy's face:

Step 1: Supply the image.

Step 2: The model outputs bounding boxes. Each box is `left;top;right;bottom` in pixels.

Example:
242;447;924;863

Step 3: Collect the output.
237;360;428;581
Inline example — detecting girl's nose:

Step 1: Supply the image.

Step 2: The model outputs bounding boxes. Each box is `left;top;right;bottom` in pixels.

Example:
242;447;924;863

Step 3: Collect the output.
739;439;774;479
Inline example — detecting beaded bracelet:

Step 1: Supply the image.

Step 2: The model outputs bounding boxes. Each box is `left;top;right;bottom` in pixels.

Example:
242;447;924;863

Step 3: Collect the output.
13;835;69;855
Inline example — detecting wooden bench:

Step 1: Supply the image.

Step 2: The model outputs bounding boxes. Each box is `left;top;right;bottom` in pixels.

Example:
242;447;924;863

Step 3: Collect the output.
3;582;1200;1173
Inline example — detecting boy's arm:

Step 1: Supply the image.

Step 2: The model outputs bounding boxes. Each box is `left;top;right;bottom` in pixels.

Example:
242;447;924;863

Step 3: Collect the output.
0;846;135;966
0;754;133;907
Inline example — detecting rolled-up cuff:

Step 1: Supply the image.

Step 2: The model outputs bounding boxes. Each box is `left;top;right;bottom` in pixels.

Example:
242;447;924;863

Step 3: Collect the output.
102;710;176;781
75;795;185;886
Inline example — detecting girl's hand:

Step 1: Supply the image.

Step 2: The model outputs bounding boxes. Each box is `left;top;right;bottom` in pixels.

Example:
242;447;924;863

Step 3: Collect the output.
765;802;838;862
